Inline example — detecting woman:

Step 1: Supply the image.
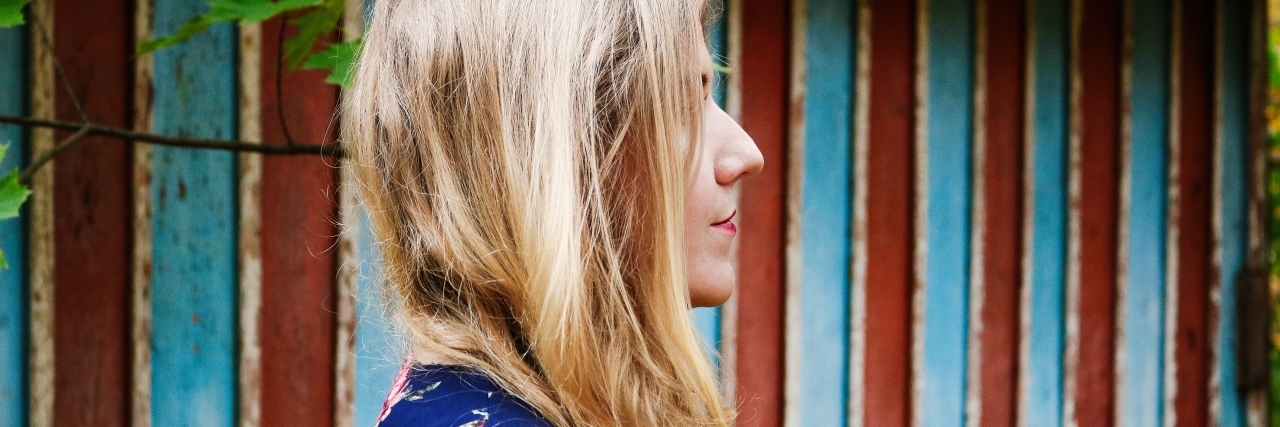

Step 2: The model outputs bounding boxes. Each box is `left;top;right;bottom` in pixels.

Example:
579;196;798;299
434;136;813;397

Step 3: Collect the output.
345;0;763;425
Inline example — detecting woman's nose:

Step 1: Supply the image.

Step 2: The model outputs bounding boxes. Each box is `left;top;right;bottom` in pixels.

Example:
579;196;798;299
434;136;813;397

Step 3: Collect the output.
712;107;764;186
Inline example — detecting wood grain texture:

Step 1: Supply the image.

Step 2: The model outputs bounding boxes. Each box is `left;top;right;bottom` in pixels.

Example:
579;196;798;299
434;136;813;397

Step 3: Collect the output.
149;0;239;424
1020;0;1069;425
973;0;1025;425
788;0;853;424
861;1;915;426
0;19;26;427
1117;0;1171;425
131;1;155;426
333;2;365;426
1067;0;1122;424
50;0;135;424
257;15;340;427
237;20;263;427
27;2;55;426
733;0;790;425
1170;0;1214;425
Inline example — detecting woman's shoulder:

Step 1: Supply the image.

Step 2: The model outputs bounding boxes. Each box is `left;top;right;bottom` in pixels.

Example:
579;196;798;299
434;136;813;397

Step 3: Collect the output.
376;360;553;427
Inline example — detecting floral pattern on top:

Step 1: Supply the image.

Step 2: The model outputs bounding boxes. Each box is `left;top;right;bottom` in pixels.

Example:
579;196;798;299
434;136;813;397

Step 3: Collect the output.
374;358;551;427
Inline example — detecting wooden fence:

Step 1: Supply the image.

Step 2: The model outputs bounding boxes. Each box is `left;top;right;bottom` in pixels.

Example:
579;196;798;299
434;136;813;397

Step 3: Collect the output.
0;0;1271;426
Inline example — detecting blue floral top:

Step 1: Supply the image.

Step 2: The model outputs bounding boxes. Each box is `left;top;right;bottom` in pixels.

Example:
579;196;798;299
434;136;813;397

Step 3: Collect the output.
376;359;553;427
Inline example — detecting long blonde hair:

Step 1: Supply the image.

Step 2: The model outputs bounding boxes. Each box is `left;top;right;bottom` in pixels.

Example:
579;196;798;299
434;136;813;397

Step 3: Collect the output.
343;0;728;425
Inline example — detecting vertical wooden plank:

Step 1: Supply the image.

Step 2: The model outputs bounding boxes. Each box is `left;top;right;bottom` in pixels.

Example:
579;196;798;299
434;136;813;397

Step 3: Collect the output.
352;207;401;427
1116;0;1171;425
720;0;743;404
257;15;340;427
0;12;25;427
26;0;53;425
49;0;135;424
1168;0;1214;425
237;20;263;427
131;1;154;426
1064;0;1122;424
915;0;975;424
734;0;789;425
786;0;853;424
1212;0;1250;425
848;2;871;425
333;2;365;427
1242;0;1269;424
1019;0;1069;425
149;0;238;424
861;1;916;426
970;0;1025;425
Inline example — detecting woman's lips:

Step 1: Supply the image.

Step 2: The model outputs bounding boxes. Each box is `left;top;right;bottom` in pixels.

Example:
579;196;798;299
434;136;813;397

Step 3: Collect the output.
711;210;737;234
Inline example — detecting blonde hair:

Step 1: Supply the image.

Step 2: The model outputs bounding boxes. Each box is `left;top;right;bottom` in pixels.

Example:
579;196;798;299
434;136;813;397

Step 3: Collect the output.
343;0;728;425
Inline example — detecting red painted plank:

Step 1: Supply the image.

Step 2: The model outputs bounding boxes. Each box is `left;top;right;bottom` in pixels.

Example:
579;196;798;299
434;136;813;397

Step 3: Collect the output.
257;16;340;427
51;0;134;425
1073;0;1121;425
976;0;1025;426
734;0;790;425
1171;0;1214;425
861;1;915;427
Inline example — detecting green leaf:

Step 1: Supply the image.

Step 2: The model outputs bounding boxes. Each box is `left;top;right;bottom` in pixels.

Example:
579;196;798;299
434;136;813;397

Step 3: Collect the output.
282;0;343;69
0;169;29;220
138;15;214;54
0;0;29;28
138;0;323;54
303;38;360;87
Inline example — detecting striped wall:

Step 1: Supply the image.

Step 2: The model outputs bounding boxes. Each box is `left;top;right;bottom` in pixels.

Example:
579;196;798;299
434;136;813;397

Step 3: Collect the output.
0;0;1271;426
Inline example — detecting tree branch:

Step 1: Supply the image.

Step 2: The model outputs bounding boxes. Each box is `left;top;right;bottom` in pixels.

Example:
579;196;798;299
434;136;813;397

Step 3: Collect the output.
18;125;90;185
0;114;344;160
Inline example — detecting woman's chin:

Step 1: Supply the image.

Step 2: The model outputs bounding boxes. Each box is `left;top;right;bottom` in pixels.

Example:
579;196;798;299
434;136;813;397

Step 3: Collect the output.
689;280;734;308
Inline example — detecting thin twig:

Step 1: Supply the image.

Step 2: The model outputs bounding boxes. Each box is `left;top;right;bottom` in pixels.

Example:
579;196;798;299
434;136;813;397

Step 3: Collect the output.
277;12;297;145
18;125;90;185
0;114;344;159
30;13;89;123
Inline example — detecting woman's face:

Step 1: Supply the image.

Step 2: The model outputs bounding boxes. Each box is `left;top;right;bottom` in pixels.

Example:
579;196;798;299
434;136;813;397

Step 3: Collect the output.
685;40;764;307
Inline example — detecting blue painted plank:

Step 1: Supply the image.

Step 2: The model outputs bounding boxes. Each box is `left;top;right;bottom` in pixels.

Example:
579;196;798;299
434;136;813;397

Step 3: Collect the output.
1215;0;1250;425
794;0;853;424
354;206;404;427
1118;0;1170;425
0;22;25;427
1022;0;1069;425
149;0;239;425
918;0;974;426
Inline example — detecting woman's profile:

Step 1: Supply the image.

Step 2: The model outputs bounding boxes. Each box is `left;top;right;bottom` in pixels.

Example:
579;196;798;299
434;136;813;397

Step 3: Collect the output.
344;0;763;425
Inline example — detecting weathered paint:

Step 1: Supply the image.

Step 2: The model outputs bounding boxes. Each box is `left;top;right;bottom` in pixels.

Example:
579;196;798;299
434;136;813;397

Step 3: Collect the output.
334;2;366;426
788;0;853;424
26;2;54;426
971;0;1024;425
1067;0;1122;424
131;1;155;426
915;0;974;424
353;207;402;427
1170;0;1214;424
862;1;916;426
51;0;135;424
1212;0;1250;425
1020;0;1068;425
1117;0;1171;425
258;16;340;427
0;17;25;427
734;0;790;425
237;20;263;427
847;2;871;425
149;0;239;424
